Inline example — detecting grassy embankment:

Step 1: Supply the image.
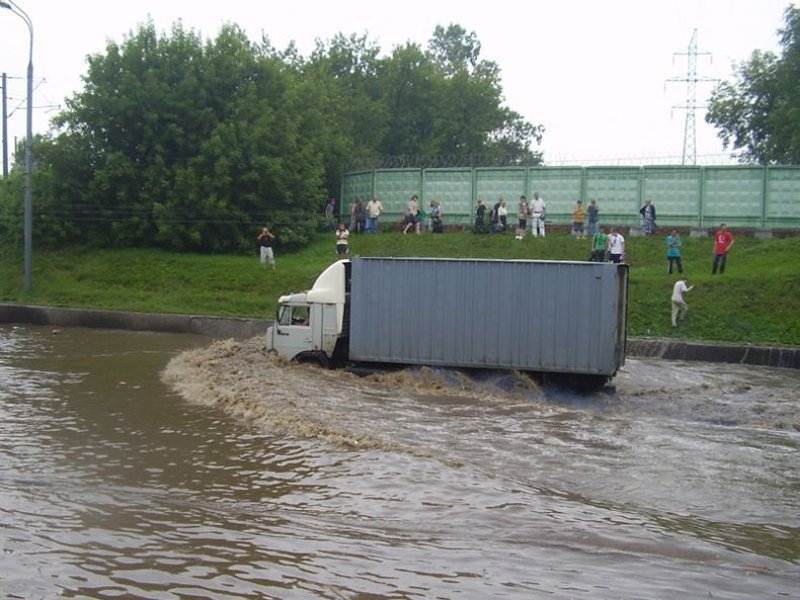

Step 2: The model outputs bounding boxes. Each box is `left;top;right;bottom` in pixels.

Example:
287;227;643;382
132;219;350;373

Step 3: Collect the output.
1;228;798;346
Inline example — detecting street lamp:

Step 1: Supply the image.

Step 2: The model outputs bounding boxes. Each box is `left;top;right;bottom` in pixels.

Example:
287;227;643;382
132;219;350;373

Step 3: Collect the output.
1;0;33;293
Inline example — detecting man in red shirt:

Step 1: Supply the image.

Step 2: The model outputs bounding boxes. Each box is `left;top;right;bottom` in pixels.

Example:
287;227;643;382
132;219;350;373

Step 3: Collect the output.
712;223;735;275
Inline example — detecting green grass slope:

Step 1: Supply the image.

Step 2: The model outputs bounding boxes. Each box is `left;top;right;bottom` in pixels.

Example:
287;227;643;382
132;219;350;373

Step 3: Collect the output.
1;228;798;347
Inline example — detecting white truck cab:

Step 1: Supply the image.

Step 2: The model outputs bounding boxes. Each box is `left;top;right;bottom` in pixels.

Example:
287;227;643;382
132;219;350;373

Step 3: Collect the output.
266;260;349;366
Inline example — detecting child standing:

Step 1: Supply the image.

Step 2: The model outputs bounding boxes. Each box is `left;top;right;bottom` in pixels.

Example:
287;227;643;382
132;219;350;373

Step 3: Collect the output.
335;223;350;257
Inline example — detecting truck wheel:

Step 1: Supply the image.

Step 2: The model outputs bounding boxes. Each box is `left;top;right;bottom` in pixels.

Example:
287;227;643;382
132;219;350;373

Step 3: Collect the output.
317;353;330;369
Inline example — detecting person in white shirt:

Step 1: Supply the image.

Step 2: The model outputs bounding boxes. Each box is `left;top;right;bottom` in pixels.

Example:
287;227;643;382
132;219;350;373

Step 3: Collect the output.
496;200;508;232
607;228;625;263
671;278;694;327
365;195;384;233
529;192;546;237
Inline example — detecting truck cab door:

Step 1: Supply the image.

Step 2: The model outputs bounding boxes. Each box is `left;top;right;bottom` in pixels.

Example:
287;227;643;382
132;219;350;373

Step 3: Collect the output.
273;304;313;360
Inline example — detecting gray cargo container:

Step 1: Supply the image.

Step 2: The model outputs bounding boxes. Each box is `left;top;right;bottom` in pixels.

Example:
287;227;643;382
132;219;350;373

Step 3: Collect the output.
266;257;628;382
348;257;627;377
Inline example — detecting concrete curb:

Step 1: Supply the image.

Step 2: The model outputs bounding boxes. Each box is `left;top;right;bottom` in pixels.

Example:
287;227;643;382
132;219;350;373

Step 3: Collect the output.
626;338;800;370
0;303;271;339
2;303;798;370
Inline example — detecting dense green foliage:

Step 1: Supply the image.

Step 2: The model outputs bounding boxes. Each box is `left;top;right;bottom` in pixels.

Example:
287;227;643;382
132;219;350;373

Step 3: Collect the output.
0;21;541;253
706;5;800;164
1;230;798;347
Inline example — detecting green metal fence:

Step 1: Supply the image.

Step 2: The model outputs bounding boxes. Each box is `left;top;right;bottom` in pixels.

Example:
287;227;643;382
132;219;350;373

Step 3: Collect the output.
341;165;800;230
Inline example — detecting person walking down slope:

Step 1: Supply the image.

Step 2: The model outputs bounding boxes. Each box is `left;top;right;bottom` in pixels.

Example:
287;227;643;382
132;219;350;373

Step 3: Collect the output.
257;225;276;270
671;278;694;327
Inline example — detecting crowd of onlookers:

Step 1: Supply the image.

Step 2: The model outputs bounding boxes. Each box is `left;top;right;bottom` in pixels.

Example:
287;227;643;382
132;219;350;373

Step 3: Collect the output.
334;193;634;263
323;195;735;278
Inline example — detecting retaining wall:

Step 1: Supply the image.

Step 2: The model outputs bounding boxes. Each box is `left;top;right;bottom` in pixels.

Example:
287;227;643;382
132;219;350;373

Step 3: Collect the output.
2;303;798;370
0;304;270;339
626;338;800;370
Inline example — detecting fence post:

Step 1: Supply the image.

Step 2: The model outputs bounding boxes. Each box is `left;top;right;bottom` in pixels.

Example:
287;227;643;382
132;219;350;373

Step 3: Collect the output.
698;166;705;228
637;167;645;215
472;167;477;212
761;166;768;230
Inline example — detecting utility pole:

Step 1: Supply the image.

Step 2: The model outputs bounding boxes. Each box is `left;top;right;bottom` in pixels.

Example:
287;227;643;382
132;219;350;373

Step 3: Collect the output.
1;0;34;292
2;72;7;177
666;29;718;165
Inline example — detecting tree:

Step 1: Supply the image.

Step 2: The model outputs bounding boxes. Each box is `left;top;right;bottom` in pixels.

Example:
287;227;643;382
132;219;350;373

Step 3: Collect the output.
427;24;481;76
380;42;441;157
706;5;800;164
43;21;326;251
298;33;388;200
377;26;543;166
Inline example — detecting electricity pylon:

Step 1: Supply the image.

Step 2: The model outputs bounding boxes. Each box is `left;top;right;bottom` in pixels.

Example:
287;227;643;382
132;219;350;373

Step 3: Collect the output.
667;29;718;165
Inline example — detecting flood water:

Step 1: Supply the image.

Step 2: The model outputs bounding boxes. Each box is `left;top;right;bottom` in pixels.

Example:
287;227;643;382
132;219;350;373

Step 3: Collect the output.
1;324;798;599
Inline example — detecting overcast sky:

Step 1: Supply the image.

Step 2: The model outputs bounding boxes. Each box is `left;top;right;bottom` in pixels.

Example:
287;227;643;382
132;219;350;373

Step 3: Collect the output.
0;0;791;165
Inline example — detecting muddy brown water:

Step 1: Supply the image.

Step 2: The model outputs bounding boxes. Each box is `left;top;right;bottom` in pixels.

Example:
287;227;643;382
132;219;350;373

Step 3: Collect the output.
1;324;798;599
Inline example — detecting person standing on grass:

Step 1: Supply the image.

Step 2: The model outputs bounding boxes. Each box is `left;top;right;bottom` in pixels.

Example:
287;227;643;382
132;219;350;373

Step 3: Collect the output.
666;229;685;274
572;200;586;239
335;223;350;257
324;198;336;231
403;194;421;234
607;227;625;263
351;197;366;234
530;192;546;237
712;223;735;274
475;200;487;233
671;278;694;327
640;199;657;235
430;199;444;234
491;197;502;231
516;195;528;240
365;195;384;233
590;227;608;262
497;199;508;232
257;225;276;270
587;199;600;238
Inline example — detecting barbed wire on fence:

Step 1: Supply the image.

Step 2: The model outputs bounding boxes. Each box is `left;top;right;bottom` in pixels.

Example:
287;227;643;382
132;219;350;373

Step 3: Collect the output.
348;151;747;171
348;152;545;171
